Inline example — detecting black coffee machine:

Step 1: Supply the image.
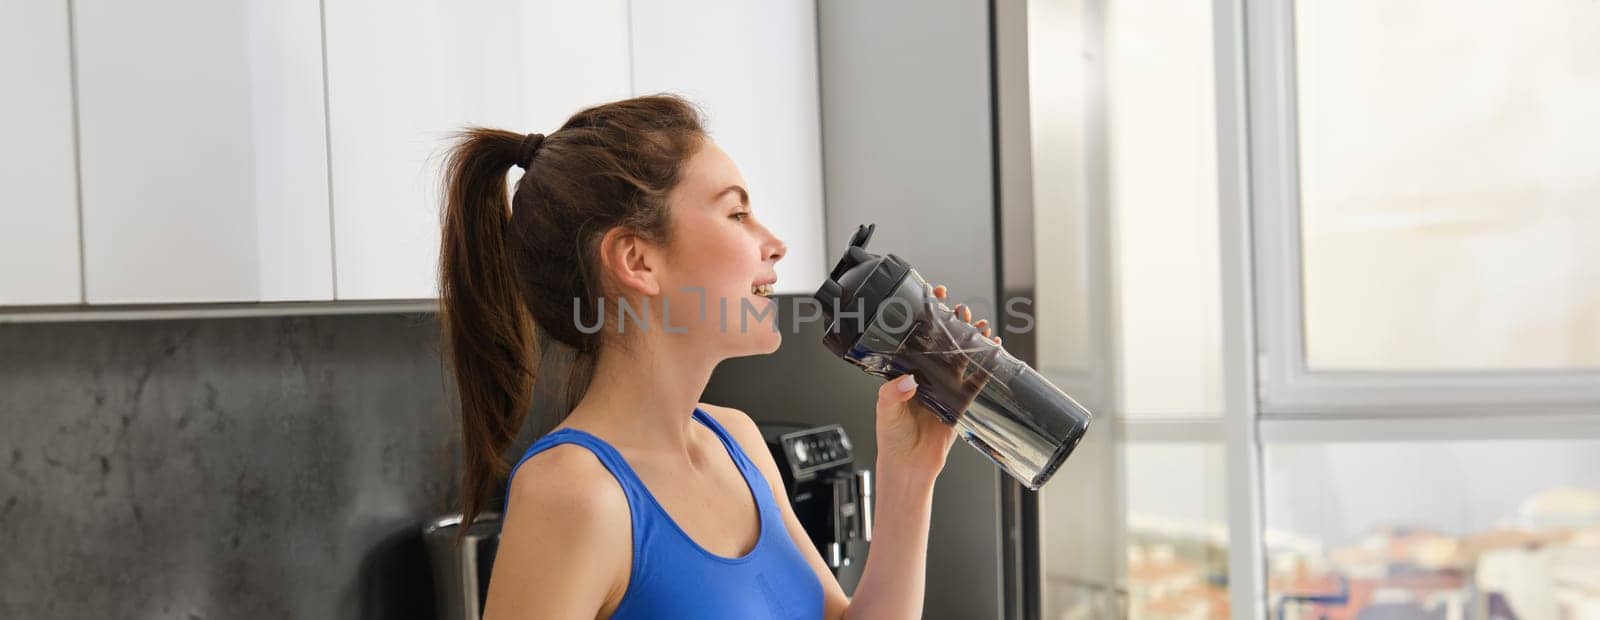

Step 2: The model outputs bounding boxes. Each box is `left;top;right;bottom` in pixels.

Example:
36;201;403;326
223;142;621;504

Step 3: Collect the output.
757;422;872;574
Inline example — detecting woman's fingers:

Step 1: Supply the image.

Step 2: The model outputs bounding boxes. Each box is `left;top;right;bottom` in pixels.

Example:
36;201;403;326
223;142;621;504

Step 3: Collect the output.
879;373;919;407
938;287;998;341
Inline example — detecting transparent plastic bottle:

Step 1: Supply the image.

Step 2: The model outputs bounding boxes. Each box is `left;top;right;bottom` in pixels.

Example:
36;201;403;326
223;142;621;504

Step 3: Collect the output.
813;224;1092;490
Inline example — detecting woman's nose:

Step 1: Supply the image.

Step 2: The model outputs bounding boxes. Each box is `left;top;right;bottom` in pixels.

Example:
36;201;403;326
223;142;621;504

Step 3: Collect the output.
767;237;787;262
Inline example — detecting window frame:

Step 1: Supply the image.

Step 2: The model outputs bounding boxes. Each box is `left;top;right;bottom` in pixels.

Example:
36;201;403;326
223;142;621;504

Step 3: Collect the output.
1215;2;1268;617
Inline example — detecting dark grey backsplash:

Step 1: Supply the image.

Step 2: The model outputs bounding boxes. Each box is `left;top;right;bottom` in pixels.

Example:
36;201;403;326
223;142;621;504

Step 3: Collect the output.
0;301;887;618
0;313;459;619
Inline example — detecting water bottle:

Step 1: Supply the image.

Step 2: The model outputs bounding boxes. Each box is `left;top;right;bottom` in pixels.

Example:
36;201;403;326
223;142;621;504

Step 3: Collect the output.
813;224;1092;490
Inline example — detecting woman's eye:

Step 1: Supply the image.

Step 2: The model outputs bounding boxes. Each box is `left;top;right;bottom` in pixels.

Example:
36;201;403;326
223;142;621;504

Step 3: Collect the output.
731;211;749;222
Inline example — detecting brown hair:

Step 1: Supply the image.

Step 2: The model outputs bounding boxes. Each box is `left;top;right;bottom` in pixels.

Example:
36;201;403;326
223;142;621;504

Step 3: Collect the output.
437;94;707;530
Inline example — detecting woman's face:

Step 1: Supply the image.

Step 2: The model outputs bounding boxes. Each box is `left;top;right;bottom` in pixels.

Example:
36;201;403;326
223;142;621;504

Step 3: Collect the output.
656;138;788;355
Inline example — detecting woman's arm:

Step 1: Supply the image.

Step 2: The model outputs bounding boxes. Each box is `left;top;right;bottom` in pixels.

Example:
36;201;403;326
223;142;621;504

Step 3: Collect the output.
834;375;955;620
841;282;976;619
482;445;633;620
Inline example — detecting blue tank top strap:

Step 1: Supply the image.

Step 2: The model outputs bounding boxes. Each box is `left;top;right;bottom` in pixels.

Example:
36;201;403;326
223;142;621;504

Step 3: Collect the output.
689;407;739;457
688;408;777;509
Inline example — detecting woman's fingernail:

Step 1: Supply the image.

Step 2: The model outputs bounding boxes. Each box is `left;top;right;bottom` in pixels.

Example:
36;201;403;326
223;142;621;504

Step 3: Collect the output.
897;375;917;392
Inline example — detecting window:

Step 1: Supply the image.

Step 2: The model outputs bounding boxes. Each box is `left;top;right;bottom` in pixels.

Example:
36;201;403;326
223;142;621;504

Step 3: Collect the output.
1018;1;1600;617
1031;1;1228;618
1238;2;1600;614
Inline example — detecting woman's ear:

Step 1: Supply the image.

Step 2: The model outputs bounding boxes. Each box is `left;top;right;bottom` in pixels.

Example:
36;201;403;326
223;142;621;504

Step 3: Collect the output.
597;226;662;298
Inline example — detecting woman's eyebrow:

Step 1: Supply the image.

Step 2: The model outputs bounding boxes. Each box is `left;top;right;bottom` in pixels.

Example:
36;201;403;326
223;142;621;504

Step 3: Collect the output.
714;185;749;207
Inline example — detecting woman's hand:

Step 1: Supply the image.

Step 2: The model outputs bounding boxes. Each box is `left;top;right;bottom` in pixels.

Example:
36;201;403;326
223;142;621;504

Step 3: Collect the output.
873;284;996;486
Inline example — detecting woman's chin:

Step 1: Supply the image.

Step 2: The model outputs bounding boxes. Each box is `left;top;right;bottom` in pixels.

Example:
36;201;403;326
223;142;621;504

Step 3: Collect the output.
715;294;780;355
741;323;781;354
732;319;782;356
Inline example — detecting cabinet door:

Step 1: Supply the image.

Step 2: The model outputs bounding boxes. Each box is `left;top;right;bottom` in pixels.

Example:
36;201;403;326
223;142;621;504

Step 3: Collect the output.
630;0;827;295
0;0;81;306
73;0;332;304
324;0;632;300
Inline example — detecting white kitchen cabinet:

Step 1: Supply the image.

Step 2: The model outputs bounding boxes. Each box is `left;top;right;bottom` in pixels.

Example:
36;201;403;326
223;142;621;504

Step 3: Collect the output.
0;0;81;306
72;0;333;304
630;0;828;296
11;0;824;313
323;0;632;300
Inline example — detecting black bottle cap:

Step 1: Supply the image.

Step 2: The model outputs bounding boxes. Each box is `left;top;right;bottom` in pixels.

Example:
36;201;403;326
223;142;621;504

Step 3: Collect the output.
813;223;913;358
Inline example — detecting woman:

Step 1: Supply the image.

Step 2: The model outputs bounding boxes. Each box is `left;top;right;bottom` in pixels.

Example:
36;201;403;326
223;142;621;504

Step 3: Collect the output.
438;94;998;619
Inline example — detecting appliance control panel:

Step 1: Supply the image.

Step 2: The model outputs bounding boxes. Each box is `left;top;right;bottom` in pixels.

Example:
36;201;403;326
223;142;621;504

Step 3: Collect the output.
779;424;853;481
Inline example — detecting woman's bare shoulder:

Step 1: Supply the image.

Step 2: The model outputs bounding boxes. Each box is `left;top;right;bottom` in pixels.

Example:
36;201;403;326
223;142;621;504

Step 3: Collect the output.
506;443;630;523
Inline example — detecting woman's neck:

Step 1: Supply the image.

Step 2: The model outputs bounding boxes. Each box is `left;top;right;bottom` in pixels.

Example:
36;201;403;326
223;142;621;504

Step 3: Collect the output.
562;334;720;457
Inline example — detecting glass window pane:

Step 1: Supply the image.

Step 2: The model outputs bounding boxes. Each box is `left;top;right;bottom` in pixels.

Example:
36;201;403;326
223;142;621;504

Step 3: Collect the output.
1028;0;1224;415
1043;430;1124;619
1125;442;1230;619
1043;439;1231;620
1264;440;1600;619
1106;0;1224;416
1029;0;1094;376
1295;0;1600;371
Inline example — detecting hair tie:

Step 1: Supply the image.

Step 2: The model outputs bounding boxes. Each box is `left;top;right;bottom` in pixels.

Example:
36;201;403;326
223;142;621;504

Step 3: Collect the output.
515;132;545;169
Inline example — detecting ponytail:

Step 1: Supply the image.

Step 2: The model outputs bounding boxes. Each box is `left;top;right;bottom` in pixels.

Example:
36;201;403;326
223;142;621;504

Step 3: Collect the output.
438;127;537;532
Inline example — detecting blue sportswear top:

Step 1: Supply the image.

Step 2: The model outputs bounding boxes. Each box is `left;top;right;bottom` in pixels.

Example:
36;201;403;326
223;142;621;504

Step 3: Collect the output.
505;407;825;619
